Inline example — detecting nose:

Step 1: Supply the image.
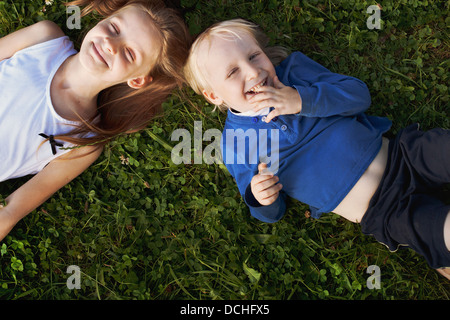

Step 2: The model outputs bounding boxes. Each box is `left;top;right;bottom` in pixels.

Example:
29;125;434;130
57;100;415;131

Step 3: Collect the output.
104;37;117;55
245;61;259;80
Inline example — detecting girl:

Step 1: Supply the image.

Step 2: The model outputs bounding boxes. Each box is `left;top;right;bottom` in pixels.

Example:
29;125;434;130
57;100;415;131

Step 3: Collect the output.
183;19;450;279
0;0;191;241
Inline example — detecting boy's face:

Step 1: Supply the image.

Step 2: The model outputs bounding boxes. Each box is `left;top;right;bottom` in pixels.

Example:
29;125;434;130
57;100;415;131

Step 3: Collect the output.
80;5;161;89
200;32;276;113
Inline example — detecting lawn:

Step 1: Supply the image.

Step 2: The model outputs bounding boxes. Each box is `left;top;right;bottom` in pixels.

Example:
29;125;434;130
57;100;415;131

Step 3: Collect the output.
0;0;449;300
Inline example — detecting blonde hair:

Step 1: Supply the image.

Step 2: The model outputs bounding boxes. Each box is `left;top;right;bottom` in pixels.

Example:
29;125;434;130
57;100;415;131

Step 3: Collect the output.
183;18;288;111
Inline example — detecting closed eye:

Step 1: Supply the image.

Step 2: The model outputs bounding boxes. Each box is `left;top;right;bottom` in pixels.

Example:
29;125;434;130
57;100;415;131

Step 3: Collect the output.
249;52;260;61
127;48;135;62
111;23;119;34
227;67;238;78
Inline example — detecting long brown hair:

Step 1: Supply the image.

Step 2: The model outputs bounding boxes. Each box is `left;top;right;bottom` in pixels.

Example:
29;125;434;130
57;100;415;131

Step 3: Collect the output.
54;0;191;150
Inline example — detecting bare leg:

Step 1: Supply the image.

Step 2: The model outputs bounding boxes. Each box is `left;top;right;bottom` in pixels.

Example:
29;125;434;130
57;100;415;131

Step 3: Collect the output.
444;210;450;252
436;268;450;280
436;211;450;280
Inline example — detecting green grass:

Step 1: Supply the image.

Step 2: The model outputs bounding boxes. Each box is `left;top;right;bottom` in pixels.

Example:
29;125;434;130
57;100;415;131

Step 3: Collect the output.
0;0;449;300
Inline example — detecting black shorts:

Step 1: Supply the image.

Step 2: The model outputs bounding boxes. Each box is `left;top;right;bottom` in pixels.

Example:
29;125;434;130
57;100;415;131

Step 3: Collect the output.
360;124;450;269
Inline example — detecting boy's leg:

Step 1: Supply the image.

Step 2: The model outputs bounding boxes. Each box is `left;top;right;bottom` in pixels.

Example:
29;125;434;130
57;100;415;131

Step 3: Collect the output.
445;211;450;252
437;268;450;280
400;126;450;279
382;194;450;274
439;211;450;280
362;125;450;278
409;126;450;279
404;126;450;187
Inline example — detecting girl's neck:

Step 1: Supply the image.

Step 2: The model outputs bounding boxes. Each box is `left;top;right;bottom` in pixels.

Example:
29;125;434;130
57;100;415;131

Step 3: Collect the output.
51;54;103;121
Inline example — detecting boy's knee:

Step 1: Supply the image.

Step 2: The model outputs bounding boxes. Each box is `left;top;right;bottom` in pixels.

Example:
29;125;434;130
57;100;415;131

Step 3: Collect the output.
436;267;450;281
444;210;450;252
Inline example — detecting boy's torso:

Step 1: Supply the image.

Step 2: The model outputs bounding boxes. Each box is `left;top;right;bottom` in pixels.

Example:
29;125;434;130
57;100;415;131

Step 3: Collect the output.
222;111;391;219
332;137;389;222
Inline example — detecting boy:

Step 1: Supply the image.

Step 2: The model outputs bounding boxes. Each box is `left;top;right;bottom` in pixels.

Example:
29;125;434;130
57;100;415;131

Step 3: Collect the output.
183;19;450;279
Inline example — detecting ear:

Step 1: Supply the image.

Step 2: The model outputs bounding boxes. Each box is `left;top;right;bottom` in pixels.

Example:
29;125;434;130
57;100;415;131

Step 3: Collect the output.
202;89;223;106
127;76;153;89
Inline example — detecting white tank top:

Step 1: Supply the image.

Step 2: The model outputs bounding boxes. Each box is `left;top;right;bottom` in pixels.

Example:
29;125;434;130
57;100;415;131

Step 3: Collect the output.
0;36;78;182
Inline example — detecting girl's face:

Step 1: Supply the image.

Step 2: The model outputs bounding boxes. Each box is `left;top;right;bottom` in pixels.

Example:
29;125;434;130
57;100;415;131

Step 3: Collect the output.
200;32;276;113
79;5;161;89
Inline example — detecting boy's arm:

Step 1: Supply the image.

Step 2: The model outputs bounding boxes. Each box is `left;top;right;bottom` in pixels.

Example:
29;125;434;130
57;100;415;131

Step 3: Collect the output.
0;20;64;61
0;146;102;241
244;184;287;223
227;162;287;224
277;51;372;117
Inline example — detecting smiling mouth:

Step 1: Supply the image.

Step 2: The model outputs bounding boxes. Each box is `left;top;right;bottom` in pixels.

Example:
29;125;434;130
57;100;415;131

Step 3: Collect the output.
246;78;267;95
92;42;108;67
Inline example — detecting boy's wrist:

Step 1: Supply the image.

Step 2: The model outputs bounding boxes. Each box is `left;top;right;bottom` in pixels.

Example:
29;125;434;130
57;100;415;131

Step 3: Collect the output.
245;184;263;207
290;86;302;114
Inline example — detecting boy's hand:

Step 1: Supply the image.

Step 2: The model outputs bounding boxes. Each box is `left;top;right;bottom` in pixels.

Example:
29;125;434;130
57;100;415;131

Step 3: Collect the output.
250;76;302;123
250;163;283;206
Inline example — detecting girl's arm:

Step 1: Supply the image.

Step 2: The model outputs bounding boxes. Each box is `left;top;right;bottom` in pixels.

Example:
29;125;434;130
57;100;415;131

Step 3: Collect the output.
0;146;102;241
0;20;64;61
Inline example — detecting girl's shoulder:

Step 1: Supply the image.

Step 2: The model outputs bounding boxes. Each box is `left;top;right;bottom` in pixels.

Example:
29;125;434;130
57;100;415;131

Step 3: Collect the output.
26;20;66;46
0;20;65;61
16;20;66;50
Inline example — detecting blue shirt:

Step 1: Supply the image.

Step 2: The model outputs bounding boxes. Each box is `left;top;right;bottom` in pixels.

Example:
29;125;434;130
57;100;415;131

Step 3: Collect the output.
221;51;392;223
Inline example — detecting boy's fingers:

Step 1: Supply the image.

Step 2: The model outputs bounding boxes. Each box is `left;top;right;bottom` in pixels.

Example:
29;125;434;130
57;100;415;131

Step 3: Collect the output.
249;87;280;104
264;109;280;123
262;184;283;199
258;162;268;173
254;175;279;191
259;194;278;206
273;75;285;89
251;95;276;111
252;102;272;113
259;184;283;205
252;173;274;187
249;85;275;97
248;91;269;104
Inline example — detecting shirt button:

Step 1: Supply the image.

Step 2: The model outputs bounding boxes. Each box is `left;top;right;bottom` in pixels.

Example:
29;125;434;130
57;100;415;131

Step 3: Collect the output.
281;124;287;131
261;116;267;122
252;117;258;123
